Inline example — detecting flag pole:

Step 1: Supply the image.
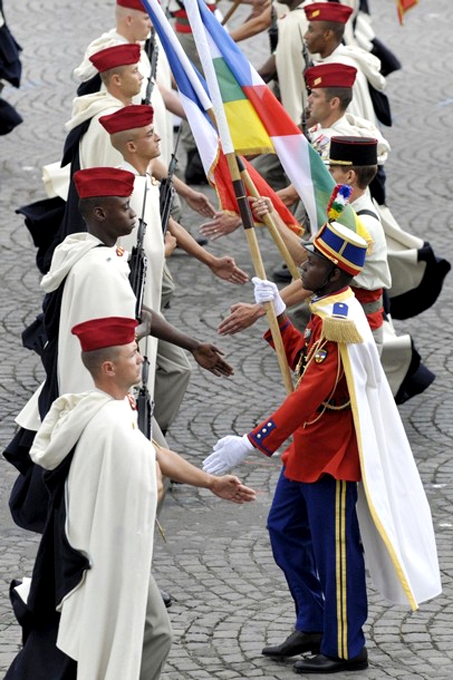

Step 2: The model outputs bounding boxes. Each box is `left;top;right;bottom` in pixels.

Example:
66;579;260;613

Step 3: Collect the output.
236;157;301;281
183;0;293;393
221;0;242;26
223;151;294;394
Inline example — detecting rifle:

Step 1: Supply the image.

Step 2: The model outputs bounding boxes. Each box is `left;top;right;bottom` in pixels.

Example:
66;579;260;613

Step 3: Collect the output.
300;103;309;138
159;124;182;236
300;28;314;138
137;354;154;439
129;180;148;322
142;27;159;106
268;3;279;53
128;179;154;440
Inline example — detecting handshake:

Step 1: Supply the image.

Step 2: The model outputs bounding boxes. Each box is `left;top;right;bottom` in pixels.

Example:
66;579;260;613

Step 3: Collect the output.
203;276;285;476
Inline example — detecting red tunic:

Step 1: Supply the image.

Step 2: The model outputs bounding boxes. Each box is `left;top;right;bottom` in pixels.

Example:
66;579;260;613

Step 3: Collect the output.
248;314;361;483
351;285;384;331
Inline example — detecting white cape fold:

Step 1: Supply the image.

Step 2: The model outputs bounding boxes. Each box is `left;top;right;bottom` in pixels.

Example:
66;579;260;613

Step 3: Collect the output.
310;289;441;609
31;390;157;680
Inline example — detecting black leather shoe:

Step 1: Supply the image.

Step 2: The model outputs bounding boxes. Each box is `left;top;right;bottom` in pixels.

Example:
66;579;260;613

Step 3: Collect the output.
293;649;368;674
262;630;322;657
160;589;174;609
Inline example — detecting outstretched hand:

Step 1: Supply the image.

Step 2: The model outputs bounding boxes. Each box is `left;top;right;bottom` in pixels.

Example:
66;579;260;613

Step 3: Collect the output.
192;343;234;377
199;211;241;240
209;256;249;284
217;302;265;336
209;475;256;503
184;190;216;218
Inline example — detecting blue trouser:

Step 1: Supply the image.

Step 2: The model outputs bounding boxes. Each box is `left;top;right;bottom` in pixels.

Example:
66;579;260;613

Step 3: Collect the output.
267;469;367;659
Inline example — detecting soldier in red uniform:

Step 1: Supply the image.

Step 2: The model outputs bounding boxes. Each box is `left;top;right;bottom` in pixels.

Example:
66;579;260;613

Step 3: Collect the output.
203;216;441;675
204;221;370;673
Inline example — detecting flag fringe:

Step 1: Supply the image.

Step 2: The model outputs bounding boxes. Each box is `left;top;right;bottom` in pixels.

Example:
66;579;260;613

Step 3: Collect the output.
397;0;418;25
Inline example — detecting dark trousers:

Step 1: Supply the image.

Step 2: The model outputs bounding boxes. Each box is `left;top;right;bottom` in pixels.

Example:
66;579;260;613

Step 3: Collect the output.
267;469;367;659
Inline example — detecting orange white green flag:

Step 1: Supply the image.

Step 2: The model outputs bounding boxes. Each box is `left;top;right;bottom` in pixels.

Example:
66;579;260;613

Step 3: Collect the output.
185;0;368;239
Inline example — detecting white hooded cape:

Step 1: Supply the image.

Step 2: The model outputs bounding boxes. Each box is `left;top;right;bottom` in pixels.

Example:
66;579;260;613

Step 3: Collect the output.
30;390;158;680
73;28;174;165
16;233;135;430
310;289;441;608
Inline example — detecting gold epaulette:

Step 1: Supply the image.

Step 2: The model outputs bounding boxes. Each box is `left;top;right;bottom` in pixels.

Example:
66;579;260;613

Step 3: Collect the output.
322;315;363;344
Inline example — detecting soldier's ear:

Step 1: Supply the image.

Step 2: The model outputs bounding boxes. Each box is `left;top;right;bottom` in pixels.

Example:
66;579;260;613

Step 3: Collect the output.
125;140;137;154
330;266;342;283
325;27;335;41
346;168;356;185
111;73;122;88
93;205;106;221
330;96;341;111
101;360;116;378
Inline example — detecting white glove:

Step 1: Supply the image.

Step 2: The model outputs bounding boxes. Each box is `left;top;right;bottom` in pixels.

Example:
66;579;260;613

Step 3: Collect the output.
252;276;286;316
202;434;254;475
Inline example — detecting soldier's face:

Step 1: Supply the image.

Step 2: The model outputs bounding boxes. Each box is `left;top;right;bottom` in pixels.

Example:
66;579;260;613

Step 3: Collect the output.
329;164;352;186
306;88;331;124
113;341;144;388
129;10;153;42
103;196;137;238
300;251;335;293
135;124;161;160
304;22;328;55
119;63;144;98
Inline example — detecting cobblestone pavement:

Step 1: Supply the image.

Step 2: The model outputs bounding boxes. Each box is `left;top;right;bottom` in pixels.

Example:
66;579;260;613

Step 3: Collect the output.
1;0;453;678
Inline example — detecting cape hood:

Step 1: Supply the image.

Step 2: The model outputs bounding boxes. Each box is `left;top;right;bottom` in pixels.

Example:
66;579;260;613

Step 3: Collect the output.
40;233;104;293
73;30;145;84
336;44;386;92
73;29;125;84
30;391;112;470
64;91;124;132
